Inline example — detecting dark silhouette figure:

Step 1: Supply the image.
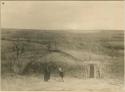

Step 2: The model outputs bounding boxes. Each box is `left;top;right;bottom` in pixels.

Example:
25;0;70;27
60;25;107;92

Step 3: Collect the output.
44;63;50;81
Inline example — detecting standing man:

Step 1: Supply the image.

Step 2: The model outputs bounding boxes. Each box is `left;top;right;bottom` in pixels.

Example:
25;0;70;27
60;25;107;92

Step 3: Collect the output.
58;66;64;82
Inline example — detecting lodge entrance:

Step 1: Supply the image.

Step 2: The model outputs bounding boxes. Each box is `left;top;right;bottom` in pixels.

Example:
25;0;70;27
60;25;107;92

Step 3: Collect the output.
90;64;94;78
83;61;102;79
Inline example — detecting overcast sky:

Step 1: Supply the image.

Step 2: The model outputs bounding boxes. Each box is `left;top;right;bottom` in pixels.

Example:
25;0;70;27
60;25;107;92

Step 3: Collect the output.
1;1;124;30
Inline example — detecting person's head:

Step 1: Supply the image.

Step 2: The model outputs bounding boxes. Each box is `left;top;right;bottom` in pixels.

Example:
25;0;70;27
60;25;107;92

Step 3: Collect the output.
58;65;62;68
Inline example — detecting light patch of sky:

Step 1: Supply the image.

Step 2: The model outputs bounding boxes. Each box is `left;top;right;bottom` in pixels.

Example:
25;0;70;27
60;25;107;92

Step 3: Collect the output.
1;1;124;32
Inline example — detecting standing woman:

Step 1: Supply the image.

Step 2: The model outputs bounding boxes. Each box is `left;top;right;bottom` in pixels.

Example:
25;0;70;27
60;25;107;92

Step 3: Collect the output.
44;63;50;81
58;66;64;82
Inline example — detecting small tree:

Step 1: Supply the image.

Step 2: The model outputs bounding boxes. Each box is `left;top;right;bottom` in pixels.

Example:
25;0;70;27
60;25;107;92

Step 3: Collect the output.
13;41;25;59
12;39;27;73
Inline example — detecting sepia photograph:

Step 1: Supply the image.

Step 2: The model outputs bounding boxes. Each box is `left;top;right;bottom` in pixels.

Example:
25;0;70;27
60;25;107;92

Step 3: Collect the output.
1;1;124;91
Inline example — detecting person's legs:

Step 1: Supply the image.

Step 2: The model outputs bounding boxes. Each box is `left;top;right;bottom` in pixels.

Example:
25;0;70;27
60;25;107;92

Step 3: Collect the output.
59;72;64;82
62;77;64;82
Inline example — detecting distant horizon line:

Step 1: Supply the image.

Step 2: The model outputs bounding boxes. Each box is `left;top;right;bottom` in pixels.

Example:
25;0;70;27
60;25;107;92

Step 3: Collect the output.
1;28;124;31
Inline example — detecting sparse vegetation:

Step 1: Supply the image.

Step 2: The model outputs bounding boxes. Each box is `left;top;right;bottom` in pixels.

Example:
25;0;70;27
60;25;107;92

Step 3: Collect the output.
1;29;124;90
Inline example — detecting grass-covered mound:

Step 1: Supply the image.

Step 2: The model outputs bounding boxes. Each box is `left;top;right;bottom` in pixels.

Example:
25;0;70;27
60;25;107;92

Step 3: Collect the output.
22;51;83;77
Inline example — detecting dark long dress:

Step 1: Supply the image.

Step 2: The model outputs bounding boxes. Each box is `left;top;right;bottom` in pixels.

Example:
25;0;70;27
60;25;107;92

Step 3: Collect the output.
44;64;50;81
